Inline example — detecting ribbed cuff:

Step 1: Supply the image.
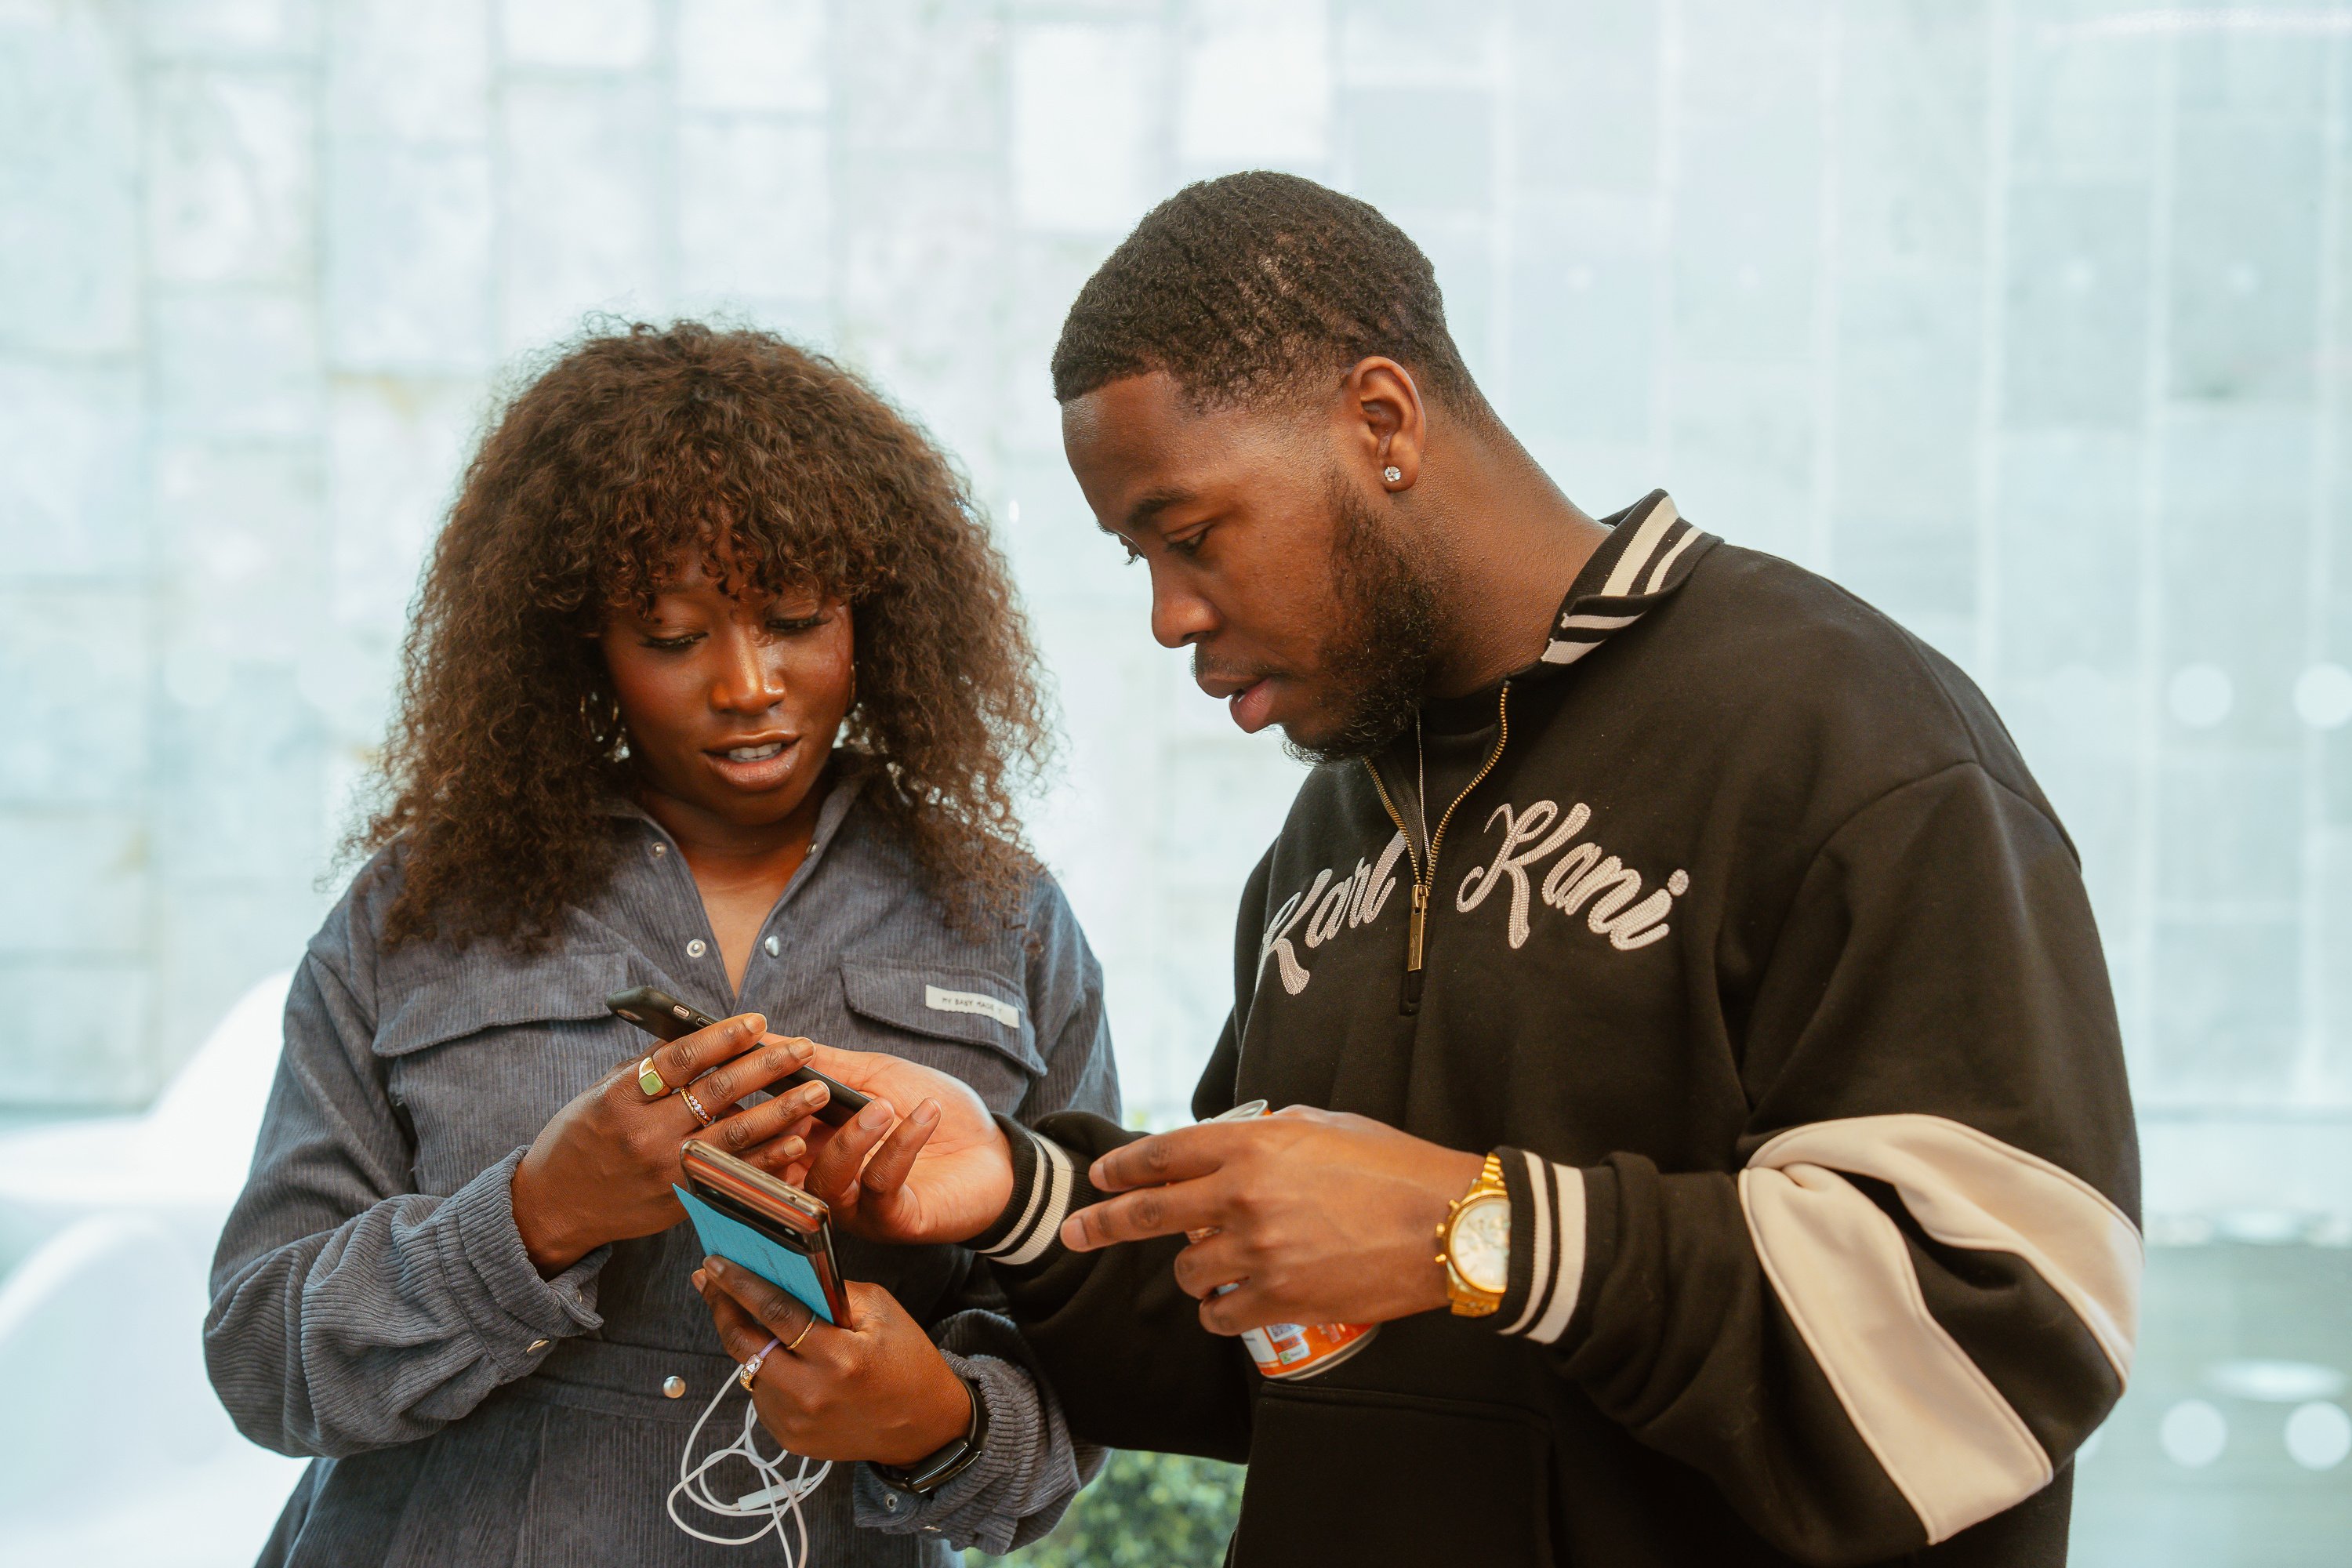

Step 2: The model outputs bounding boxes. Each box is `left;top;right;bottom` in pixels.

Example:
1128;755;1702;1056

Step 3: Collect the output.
851;1351;1033;1552
443;1148;607;1373
1486;1147;1588;1345
967;1115;1103;1269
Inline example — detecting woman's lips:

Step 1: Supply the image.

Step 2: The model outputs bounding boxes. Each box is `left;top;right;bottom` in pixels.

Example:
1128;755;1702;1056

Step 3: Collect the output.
703;736;801;790
1228;677;1277;734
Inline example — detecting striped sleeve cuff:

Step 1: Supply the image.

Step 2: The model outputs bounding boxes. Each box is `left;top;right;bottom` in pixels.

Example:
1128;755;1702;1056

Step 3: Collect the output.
1487;1147;1589;1345
968;1116;1102;1269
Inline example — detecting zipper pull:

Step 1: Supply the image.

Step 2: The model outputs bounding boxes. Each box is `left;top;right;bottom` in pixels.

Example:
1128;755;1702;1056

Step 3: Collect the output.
1403;883;1429;1015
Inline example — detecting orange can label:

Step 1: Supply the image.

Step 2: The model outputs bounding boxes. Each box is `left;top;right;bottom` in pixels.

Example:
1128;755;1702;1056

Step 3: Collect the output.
1238;1318;1379;1381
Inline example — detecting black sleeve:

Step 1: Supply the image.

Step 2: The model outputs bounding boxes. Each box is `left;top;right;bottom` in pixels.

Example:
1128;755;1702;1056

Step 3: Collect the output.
1480;762;2142;1566
963;850;1278;1462
967;1109;1250;1462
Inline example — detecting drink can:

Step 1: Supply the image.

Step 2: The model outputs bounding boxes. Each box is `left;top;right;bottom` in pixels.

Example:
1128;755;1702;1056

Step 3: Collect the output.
1189;1100;1381;1382
1236;1316;1380;1381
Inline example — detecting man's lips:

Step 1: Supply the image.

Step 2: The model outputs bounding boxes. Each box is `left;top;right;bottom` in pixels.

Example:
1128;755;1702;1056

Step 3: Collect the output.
1228;678;1277;733
1197;670;1280;734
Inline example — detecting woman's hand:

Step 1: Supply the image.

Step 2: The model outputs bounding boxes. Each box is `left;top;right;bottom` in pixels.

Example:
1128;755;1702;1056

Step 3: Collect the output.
789;1044;1014;1245
695;1256;973;1468
510;1012;832;1275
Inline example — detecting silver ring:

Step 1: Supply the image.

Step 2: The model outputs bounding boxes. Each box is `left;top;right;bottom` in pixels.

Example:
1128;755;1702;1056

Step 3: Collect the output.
739;1334;780;1390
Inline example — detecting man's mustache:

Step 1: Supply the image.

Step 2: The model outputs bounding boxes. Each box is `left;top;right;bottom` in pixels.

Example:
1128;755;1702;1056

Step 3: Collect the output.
1192;649;1277;688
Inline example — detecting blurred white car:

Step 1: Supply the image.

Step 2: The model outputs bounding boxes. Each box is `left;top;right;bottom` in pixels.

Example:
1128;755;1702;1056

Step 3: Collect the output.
0;971;308;1568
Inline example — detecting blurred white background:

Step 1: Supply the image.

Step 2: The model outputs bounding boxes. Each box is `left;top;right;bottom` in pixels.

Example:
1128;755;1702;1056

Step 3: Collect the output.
1;0;2347;1563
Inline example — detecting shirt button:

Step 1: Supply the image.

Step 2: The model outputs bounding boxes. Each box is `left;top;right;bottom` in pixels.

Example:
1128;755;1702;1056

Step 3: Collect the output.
764;935;780;956
882;1493;900;1513
662;1375;686;1399
686;939;707;958
527;1338;549;1353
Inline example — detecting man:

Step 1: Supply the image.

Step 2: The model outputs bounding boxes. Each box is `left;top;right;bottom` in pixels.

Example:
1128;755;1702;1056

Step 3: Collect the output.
742;171;2140;1566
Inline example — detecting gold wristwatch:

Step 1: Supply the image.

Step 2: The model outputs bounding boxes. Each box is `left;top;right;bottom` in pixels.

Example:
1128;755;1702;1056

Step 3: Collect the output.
1436;1153;1511;1316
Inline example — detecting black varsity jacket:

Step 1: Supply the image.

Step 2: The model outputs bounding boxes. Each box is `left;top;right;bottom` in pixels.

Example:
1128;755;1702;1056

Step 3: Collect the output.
971;492;2142;1567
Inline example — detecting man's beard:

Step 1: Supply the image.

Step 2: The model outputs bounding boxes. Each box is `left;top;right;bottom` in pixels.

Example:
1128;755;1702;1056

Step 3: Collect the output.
1278;476;1441;766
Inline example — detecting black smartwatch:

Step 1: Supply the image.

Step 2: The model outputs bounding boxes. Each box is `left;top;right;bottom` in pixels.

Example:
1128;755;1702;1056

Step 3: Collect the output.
873;1374;988;1497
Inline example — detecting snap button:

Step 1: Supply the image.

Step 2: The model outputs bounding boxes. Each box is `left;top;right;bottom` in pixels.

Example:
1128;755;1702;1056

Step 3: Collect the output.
882;1493;900;1513
662;1375;686;1399
764;935;780;956
652;842;667;856
527;1338;549;1353
686;939;708;958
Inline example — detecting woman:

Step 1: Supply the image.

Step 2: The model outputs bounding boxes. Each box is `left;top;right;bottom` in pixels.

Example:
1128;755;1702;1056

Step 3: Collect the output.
205;323;1116;1564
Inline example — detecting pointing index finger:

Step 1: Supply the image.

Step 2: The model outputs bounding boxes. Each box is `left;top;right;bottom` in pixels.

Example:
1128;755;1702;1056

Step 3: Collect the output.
1088;1123;1243;1193
1061;1178;1223;1250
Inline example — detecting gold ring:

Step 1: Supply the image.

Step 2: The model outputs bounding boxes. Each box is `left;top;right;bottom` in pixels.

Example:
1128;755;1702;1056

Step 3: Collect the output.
679;1086;714;1126
637;1056;668;1098
784;1314;817;1353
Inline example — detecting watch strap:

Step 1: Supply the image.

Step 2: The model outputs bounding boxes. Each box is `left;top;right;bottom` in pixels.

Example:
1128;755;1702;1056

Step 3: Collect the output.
1439;1152;1511;1315
873;1374;989;1497
1468;1152;1507;1200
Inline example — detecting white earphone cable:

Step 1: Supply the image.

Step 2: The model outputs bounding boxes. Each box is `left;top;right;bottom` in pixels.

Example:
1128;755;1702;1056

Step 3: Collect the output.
667;1368;833;1563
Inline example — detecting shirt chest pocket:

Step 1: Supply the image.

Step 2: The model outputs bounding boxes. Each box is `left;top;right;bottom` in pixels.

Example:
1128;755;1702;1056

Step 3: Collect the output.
837;957;1041;1116
371;947;635;1193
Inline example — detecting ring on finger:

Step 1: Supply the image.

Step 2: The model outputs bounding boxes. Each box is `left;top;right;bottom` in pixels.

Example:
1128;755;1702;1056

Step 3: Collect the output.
679;1085;715;1126
637;1056;670;1098
784;1313;817;1354
738;1335;781;1390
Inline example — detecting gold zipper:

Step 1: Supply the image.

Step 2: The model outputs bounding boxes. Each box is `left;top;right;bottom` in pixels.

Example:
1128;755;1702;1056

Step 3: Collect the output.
1363;681;1512;1014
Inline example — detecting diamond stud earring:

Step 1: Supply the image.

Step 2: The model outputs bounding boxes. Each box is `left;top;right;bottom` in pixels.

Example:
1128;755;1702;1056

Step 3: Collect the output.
1383;465;1403;484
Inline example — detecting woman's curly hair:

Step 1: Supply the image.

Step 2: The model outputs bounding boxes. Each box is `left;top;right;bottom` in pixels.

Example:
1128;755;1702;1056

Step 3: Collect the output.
356;321;1054;949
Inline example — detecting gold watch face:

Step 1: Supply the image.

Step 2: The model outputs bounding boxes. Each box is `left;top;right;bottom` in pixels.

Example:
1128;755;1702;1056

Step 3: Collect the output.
1449;1192;1511;1296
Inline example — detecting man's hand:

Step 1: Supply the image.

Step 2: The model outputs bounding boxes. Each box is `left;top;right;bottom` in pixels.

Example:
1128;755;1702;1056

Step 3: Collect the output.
1065;1107;1485;1334
788;1043;1015;1245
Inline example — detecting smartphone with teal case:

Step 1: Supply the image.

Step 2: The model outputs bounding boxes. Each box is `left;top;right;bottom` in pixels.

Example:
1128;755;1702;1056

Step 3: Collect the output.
677;1141;848;1324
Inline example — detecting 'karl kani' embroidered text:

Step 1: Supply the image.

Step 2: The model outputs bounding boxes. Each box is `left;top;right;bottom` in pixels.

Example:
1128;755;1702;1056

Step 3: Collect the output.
1457;799;1688;951
1255;804;1685;997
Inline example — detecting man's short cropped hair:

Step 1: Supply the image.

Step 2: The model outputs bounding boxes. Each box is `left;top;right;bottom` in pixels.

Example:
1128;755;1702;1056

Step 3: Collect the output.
1051;170;1490;420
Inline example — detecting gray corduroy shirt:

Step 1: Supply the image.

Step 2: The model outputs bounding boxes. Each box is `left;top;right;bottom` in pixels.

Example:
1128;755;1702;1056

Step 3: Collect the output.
205;771;1117;1565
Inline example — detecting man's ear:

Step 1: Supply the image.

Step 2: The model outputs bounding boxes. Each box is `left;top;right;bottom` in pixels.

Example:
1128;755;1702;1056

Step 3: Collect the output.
1343;357;1427;493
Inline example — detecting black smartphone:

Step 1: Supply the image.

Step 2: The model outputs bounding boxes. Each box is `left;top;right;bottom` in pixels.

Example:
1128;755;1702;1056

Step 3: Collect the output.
605;984;870;1128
